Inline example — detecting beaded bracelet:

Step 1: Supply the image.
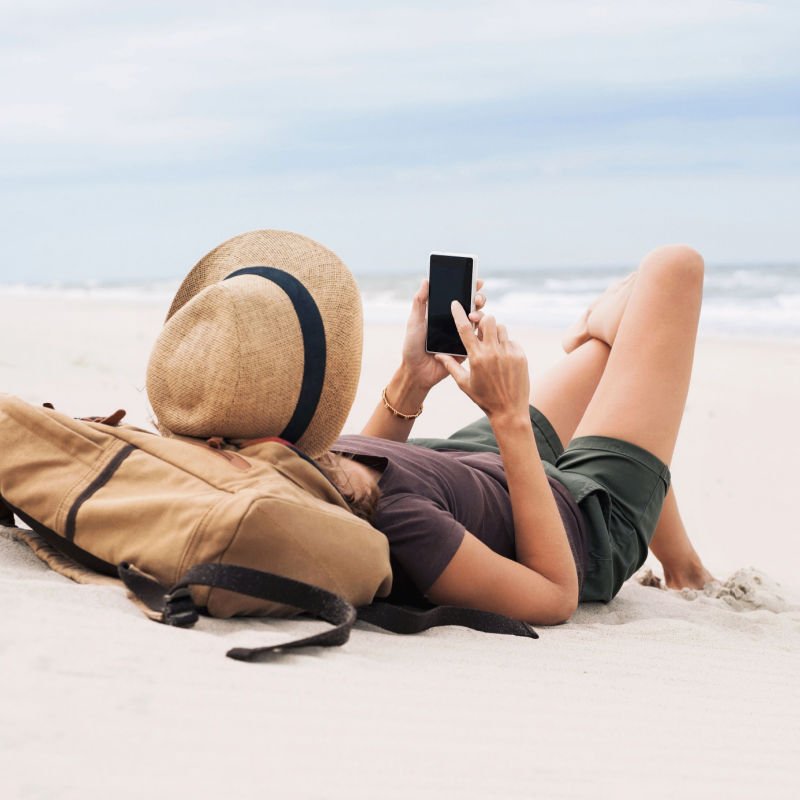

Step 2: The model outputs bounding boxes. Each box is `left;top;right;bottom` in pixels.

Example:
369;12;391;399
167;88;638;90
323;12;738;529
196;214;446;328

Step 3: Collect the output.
381;386;423;420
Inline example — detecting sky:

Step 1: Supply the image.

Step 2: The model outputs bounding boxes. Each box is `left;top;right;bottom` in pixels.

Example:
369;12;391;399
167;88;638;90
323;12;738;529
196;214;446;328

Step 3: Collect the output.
1;0;798;283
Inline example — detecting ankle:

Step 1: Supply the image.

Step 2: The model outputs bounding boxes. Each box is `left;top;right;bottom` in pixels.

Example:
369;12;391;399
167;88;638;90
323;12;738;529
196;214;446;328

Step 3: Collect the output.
662;556;715;590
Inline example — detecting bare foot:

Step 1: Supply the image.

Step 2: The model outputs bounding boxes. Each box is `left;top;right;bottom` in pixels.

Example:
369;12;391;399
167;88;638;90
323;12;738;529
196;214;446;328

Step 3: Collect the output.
663;559;716;591
561;307;592;353
562;271;638;353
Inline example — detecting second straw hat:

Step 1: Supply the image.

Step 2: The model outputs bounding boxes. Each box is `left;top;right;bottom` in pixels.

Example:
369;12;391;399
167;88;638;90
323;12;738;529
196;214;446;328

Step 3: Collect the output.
146;230;363;458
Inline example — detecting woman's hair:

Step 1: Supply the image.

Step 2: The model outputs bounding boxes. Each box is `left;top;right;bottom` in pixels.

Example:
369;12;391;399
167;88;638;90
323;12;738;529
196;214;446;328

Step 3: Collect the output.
315;451;382;523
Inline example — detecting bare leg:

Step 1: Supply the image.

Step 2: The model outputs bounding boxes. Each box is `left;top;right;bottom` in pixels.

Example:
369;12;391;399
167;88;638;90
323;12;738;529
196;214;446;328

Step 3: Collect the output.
534;245;714;588
571;244;703;464
533;338;611;450
650;486;714;588
534;339;714;587
562;271;638;353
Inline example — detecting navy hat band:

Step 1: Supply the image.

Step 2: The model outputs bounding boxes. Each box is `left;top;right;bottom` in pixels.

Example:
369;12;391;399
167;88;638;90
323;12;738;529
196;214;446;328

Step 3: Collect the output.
224;266;326;445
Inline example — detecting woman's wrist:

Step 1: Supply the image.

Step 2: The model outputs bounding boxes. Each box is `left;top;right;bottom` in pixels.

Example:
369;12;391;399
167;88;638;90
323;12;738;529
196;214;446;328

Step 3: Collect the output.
387;364;429;415
360;364;428;440
487;409;532;436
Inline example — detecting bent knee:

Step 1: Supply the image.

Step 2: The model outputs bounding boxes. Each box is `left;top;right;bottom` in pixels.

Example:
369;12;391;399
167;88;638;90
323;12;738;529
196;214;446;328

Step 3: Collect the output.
640;244;705;291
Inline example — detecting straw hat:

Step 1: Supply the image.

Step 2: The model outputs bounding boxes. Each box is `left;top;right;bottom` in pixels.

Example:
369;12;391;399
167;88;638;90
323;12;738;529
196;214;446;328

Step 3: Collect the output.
147;230;363;458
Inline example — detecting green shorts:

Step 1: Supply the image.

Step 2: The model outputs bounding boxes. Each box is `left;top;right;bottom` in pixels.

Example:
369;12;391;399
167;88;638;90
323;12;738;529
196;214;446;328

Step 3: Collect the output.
408;407;671;603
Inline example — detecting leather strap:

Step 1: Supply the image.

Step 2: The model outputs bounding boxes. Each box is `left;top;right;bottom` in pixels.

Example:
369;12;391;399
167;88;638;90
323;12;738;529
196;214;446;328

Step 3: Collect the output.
0;495;15;527
357;600;538;638
119;562;538;662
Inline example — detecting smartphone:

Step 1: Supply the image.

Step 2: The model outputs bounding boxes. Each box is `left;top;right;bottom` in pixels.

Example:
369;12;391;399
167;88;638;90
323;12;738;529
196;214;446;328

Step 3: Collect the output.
425;252;478;356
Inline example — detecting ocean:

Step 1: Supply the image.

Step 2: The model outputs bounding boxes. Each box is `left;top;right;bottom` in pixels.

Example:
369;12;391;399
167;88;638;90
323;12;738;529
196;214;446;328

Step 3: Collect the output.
2;262;799;340
356;263;800;339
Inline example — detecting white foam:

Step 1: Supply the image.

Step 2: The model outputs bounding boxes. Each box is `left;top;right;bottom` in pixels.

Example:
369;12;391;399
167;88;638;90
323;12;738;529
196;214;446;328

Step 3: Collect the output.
0;281;177;305
3;263;800;338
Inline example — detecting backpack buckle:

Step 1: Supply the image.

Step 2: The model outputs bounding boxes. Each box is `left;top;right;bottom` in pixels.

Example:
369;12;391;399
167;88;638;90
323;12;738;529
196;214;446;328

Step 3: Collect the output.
163;586;199;627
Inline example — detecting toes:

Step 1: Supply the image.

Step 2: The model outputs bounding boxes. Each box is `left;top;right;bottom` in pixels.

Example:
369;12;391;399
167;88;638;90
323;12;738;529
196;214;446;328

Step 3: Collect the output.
562;332;593;354
562;309;592;353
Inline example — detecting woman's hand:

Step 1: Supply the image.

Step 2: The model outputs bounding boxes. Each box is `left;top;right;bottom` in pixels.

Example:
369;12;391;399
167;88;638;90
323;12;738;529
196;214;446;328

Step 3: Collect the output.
401;278;486;392
434;302;530;424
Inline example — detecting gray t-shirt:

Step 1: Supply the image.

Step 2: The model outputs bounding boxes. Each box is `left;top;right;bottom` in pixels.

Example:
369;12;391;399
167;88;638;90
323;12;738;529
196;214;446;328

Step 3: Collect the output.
332;434;589;607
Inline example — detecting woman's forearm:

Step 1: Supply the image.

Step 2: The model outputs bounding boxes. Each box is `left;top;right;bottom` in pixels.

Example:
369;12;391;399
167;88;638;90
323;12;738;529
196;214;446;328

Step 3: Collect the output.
491;412;579;595
360;365;429;442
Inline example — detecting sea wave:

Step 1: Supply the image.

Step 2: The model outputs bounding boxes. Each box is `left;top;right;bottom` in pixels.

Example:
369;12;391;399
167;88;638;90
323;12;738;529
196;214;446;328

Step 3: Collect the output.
2;263;798;339
0;281;177;304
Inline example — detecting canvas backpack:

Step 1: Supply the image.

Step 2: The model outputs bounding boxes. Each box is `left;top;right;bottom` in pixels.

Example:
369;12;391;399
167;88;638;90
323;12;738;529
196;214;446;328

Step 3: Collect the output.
0;394;537;661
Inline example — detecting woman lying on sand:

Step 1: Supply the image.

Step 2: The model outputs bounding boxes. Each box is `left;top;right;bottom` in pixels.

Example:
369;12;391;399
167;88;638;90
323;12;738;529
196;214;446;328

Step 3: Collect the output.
321;244;715;624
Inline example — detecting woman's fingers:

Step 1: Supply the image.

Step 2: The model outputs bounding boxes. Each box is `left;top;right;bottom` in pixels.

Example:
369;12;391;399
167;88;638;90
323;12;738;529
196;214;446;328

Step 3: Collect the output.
408;279;429;326
470;290;486;324
412;279;427;305
475;278;485;308
434;353;470;390
497;323;509;343
478;313;498;343
450;301;478;355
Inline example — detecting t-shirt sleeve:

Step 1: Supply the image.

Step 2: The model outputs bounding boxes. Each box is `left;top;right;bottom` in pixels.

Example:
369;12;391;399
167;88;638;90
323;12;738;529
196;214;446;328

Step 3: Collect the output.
374;492;466;595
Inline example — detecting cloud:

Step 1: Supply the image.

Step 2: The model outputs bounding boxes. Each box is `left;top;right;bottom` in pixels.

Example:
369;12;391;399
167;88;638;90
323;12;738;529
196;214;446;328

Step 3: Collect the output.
1;0;796;156
0;1;797;279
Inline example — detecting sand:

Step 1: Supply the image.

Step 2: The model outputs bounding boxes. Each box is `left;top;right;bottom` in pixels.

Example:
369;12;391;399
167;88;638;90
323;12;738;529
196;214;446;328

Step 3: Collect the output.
1;293;799;799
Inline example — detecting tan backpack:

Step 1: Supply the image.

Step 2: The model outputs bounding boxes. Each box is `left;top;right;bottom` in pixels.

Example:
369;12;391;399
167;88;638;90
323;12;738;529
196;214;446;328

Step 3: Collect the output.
0;394;537;660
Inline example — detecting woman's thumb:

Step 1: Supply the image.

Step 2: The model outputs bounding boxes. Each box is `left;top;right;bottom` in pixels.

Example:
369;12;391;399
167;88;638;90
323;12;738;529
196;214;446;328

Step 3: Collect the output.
409;279;427;322
435;353;468;387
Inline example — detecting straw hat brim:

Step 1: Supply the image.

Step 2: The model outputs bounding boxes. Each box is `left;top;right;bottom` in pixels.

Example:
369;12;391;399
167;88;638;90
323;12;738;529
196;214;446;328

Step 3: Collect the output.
147;230;363;457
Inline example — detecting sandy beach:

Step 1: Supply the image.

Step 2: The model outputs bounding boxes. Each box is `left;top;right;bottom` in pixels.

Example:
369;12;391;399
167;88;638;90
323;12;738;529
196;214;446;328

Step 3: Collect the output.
1;292;799;799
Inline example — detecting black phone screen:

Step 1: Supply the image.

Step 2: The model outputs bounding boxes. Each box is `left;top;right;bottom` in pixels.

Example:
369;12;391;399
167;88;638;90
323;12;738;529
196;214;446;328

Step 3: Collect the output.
426;254;474;355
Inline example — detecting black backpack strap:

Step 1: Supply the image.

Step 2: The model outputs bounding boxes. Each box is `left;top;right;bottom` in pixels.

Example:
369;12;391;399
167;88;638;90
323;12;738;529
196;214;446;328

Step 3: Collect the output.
118;562;199;626
0;494;15;527
356;600;538;639
119;562;538;662
119;562;357;661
